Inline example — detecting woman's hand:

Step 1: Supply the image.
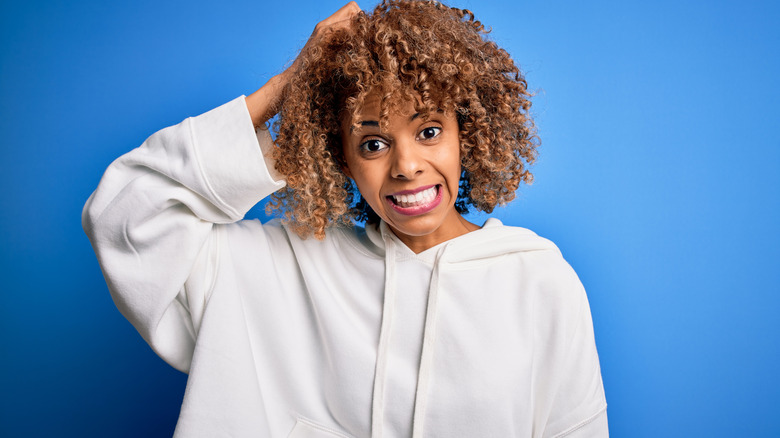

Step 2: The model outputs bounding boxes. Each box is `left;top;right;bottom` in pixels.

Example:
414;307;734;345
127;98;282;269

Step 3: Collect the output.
246;1;361;128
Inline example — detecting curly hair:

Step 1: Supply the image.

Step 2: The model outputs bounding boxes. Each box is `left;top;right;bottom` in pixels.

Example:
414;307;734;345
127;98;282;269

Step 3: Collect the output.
268;0;538;239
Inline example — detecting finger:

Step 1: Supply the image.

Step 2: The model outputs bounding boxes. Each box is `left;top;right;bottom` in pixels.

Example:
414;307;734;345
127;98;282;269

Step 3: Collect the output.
319;1;360;28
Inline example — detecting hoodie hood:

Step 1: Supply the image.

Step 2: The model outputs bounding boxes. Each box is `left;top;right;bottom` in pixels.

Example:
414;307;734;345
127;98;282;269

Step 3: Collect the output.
365;218;559;263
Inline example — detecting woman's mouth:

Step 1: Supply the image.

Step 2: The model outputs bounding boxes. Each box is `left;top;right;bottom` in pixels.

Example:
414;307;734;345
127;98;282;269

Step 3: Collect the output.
386;185;442;215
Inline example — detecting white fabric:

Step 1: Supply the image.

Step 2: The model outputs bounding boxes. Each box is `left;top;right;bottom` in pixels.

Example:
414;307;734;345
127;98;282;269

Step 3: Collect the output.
83;96;608;438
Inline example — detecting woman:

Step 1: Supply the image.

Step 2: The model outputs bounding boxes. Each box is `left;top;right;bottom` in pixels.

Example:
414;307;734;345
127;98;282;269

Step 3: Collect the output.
83;1;608;436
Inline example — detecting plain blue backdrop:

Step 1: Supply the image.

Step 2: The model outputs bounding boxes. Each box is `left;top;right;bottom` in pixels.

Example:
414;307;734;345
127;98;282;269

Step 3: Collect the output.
1;0;778;436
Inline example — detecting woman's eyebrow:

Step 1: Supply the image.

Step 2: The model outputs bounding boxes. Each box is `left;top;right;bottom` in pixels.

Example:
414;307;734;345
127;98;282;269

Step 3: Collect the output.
353;112;428;131
359;113;422;127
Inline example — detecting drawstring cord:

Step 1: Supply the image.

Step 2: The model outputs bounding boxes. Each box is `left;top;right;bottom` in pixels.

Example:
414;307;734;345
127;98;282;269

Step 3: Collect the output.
370;235;396;438
411;243;448;438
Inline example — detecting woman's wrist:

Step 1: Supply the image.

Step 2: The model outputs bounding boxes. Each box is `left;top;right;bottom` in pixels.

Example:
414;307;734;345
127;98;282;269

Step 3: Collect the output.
246;71;292;128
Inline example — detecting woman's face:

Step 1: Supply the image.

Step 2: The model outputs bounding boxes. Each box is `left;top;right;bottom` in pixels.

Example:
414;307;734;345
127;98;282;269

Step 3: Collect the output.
341;93;477;252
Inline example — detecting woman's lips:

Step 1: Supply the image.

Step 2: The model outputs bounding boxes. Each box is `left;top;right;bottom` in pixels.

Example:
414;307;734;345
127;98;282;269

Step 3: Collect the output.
386;185;442;215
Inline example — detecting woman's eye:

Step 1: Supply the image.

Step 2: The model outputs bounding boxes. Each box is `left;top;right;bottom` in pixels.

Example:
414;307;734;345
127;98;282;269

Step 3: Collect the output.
360;139;388;153
418;126;442;140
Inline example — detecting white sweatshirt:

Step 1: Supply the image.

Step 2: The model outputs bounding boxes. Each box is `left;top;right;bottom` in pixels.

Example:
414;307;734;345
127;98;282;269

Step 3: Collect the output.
83;97;608;438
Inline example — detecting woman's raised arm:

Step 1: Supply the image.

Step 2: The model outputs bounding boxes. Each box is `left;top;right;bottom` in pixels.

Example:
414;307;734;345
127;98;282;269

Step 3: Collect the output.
82;0;360;374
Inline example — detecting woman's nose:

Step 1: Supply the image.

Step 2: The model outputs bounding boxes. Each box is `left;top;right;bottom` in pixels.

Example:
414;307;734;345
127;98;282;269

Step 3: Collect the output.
390;141;424;180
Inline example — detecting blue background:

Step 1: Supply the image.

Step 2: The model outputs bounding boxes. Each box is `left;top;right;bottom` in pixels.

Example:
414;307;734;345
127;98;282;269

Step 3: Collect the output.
1;0;778;436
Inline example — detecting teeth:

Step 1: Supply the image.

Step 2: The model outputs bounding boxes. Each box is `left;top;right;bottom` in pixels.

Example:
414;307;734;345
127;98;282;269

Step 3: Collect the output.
392;186;437;207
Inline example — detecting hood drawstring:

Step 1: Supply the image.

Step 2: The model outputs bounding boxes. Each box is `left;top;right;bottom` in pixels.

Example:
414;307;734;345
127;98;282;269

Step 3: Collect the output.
371;234;396;438
411;243;449;438
370;224;450;438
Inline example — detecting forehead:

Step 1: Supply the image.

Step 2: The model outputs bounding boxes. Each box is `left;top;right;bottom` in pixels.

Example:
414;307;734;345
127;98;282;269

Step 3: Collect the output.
338;88;411;133
358;92;417;118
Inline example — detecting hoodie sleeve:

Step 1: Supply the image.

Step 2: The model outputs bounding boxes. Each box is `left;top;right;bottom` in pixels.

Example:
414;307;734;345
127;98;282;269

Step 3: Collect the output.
546;275;608;438
82;96;286;372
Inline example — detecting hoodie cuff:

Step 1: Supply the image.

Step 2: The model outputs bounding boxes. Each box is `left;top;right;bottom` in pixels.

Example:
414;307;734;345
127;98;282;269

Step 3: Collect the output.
255;126;285;183
189;96;286;219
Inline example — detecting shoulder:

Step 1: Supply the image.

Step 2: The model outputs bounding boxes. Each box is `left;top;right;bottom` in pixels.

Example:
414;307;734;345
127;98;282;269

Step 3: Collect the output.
475;219;587;306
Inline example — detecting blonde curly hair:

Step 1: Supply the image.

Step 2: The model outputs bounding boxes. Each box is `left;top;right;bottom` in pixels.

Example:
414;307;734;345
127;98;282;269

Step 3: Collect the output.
269;0;538;239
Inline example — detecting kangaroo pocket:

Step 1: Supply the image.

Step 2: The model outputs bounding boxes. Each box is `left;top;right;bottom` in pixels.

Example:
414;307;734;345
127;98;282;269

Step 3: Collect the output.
286;417;353;438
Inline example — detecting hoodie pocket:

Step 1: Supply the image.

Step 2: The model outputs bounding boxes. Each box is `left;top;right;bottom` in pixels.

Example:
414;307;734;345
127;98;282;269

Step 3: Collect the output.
286;416;353;438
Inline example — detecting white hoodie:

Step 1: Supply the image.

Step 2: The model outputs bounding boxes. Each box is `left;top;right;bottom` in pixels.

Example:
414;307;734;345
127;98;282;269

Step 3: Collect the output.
83;97;607;438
